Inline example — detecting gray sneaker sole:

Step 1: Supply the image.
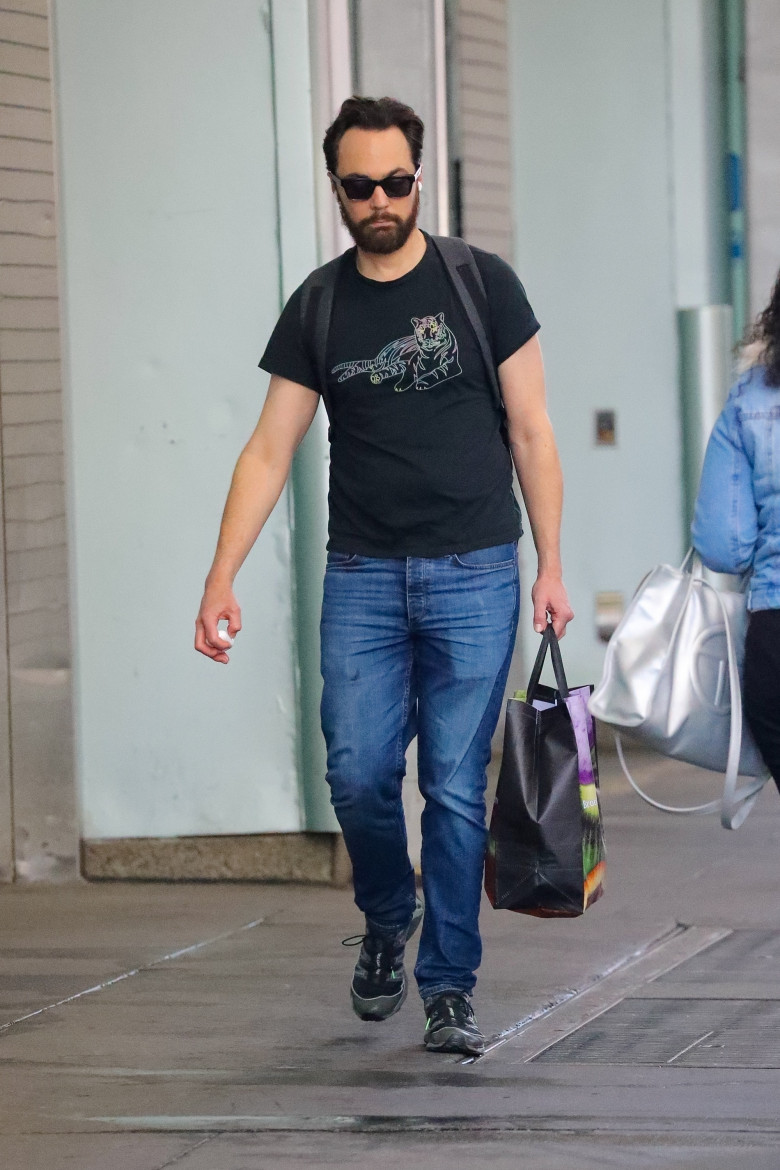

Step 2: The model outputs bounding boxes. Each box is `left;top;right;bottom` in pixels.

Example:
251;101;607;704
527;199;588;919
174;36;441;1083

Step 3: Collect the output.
351;979;408;1022
424;1024;485;1056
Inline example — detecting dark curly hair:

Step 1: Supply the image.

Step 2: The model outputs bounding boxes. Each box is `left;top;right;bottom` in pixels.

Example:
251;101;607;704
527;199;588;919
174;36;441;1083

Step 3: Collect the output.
747;267;780;386
322;96;424;175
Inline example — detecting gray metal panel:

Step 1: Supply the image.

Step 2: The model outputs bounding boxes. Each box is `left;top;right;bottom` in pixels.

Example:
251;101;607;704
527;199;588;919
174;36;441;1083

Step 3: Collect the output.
678;304;734;532
655;929;780;984
535;933;780;1068
535;997;780;1068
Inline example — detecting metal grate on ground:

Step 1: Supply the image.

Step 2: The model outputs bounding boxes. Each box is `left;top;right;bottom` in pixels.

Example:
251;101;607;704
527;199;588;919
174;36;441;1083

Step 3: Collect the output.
533;931;780;1069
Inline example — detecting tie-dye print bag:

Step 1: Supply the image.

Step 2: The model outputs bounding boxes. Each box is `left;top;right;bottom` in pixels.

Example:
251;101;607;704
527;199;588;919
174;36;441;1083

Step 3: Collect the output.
485;627;605;917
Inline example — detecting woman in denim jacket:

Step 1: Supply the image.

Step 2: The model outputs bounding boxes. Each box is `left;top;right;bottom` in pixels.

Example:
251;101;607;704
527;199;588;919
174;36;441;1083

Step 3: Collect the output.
692;270;780;790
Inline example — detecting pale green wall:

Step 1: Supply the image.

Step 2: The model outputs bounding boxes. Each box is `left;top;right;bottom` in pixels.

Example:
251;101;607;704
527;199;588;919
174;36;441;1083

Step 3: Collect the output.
507;0;727;685
53;0;320;837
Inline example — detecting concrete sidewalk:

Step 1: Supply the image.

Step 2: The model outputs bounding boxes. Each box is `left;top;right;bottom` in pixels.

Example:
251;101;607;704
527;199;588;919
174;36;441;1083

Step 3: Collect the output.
1;754;780;1168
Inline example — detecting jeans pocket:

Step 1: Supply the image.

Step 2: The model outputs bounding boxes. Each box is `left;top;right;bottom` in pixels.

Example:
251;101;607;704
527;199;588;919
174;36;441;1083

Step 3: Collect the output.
326;551;359;568
452;543;517;570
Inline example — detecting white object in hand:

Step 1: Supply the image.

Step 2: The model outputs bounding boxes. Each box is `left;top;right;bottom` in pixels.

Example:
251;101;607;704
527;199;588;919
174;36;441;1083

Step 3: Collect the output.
217;629;233;647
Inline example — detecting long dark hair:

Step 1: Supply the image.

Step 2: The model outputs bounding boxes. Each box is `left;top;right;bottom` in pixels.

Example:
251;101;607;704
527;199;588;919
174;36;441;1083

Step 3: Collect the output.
322;96;424;175
747;268;780;386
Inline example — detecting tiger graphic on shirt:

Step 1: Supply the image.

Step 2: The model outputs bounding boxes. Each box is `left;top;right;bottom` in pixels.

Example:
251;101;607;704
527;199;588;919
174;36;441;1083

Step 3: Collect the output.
331;313;462;393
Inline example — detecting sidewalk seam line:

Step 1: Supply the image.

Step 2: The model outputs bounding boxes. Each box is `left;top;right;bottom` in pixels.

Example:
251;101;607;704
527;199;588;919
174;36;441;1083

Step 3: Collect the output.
155;1132;223;1169
0;917;267;1035
459;921;686;1065
77;1115;780;1136
463;922;730;1065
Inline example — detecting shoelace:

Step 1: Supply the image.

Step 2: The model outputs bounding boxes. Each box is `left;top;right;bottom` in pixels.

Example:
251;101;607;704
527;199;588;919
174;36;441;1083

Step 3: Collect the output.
429;994;474;1024
341;935;366;947
341;932;401;977
341;930;403;949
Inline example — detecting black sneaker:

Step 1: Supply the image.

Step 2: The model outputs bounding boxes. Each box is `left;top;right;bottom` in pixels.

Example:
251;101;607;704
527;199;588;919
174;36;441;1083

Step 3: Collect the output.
423;991;485;1056
347;896;424;1022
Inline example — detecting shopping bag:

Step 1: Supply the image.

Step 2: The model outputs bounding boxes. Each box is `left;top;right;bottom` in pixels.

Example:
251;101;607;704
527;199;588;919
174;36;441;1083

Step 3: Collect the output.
485;626;605;917
588;550;768;829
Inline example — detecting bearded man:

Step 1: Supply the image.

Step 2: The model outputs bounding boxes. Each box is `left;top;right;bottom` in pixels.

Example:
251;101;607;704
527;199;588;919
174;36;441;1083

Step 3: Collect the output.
195;96;573;1055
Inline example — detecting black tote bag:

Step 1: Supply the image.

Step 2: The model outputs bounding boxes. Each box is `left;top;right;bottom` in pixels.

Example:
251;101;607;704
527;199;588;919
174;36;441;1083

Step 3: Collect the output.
485;627;606;917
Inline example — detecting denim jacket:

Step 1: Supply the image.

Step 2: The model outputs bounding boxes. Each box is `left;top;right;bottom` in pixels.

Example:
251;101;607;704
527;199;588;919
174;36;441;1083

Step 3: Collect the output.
692;363;780;610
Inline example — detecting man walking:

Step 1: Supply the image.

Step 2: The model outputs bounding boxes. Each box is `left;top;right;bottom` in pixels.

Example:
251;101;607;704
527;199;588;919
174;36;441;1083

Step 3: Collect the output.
195;96;573;1056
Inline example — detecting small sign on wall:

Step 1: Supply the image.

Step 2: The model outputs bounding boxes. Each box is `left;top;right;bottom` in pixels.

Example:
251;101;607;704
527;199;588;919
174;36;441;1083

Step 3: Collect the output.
595;591;624;643
595;410;616;446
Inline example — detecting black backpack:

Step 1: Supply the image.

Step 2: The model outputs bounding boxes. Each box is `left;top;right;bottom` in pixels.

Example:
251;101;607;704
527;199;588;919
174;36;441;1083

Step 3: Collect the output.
298;234;502;426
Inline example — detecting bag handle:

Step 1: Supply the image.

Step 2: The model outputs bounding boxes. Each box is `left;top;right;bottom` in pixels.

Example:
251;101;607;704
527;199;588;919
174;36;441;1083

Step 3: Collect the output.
615;734;723;816
527;625;569;700
614;570;767;828
713;581;767;828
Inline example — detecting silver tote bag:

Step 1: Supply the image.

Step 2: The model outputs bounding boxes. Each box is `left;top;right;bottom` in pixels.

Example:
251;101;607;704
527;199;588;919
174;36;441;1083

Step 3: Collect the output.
588;551;768;829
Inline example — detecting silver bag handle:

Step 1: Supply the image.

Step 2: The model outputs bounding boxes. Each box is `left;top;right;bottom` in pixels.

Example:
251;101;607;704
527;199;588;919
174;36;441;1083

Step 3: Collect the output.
713;579;767;829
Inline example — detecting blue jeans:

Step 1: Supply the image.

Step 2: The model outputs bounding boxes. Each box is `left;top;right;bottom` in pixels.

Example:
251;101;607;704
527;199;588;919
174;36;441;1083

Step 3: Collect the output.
320;543;519;999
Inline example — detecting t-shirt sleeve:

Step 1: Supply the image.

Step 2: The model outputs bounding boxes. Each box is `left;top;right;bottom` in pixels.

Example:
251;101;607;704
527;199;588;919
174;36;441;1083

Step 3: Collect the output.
258;284;320;393
473;249;540;366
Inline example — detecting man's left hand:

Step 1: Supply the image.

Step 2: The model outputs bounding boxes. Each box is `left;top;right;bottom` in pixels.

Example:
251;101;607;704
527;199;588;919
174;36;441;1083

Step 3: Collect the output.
532;573;574;639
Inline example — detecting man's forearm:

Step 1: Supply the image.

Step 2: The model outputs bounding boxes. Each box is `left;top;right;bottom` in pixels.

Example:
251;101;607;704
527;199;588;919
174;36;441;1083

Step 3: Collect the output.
206;446;291;588
509;427;564;575
498;338;573;636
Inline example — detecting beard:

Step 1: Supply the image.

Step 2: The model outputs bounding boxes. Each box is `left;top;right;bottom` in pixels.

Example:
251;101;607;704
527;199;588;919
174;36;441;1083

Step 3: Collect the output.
338;187;420;254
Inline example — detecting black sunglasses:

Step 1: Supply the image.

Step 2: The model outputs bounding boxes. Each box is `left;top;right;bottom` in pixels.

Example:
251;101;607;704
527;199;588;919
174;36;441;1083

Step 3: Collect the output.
329;166;421;202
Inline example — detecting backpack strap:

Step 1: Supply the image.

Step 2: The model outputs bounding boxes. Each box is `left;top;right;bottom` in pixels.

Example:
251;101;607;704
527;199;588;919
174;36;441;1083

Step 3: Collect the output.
299;252;346;422
429;234;503;413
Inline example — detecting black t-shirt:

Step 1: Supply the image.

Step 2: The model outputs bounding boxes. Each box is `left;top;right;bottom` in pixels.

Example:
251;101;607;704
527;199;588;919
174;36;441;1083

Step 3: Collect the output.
259;233;540;557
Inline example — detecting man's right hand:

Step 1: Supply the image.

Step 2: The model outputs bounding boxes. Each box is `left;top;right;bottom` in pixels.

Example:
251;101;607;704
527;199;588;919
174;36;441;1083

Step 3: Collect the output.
192;375;319;665
195;582;242;664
